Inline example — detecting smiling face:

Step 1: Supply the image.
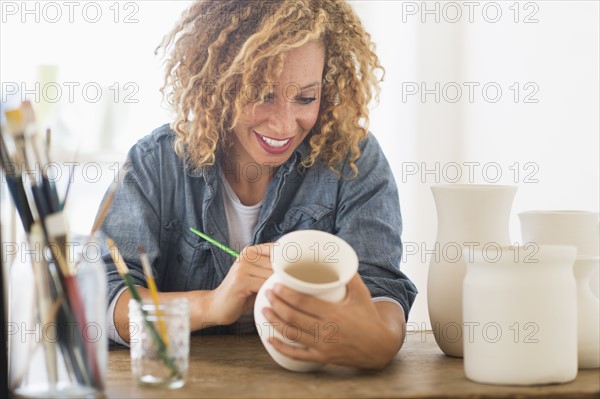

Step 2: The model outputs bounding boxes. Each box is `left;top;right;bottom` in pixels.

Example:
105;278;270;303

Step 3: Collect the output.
230;40;325;170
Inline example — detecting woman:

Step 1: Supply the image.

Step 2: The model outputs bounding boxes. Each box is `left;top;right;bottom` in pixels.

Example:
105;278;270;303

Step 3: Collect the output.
100;0;417;370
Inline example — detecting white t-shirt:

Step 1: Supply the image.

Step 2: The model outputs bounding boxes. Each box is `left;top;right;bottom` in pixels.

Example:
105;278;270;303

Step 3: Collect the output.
219;170;262;328
220;169;263;251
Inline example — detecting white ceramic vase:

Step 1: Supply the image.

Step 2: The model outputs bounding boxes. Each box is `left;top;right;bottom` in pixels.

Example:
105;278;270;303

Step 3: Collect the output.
519;210;600;298
427;184;517;357
463;245;578;385
254;230;358;372
573;256;600;369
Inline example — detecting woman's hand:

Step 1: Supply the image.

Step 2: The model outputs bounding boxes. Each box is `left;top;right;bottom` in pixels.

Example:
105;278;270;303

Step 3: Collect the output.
207;243;274;325
261;273;406;370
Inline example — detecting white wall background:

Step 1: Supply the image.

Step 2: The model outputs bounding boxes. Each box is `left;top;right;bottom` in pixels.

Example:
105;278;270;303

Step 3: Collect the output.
2;1;599;328
356;0;600;326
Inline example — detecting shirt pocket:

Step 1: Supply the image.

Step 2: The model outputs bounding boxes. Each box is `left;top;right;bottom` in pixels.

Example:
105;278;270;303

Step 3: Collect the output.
161;219;214;291
270;204;334;236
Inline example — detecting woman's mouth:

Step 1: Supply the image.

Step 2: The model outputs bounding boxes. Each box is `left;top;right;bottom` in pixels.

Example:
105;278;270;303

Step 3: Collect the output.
254;131;294;154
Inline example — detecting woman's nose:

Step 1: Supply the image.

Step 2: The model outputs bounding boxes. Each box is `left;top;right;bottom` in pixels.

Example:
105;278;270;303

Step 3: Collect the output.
267;99;296;136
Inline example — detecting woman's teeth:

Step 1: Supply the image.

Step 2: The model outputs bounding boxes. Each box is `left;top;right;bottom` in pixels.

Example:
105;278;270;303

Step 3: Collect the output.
260;135;290;148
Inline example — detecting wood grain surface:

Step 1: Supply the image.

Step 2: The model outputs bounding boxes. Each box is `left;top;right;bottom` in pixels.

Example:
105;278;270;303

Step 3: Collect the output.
105;332;600;399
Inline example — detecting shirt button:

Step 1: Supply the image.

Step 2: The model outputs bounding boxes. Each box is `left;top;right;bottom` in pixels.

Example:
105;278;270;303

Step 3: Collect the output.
177;254;183;262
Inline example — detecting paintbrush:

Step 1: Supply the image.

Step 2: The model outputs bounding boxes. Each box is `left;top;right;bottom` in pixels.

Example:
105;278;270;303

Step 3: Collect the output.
106;239;181;378
46;128;51;152
60;143;79;211
29;222;58;389
43;214;90;385
4;107;51;221
139;245;169;348
0;130;34;232
90;162;126;235
189;227;240;258
21;101;60;212
4;108;34;188
3;109;27;166
73;162;126;273
45;212;103;388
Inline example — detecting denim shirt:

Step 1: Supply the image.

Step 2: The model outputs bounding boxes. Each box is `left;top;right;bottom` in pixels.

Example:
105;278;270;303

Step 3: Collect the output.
99;124;417;331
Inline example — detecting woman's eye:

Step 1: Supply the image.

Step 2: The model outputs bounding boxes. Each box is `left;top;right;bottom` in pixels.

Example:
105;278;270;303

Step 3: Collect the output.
296;97;317;105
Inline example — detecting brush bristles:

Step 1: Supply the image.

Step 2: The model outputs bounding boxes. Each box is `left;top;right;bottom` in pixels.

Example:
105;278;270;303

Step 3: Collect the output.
46;128;52;149
21;100;35;124
0;133;14;174
4;109;24;135
138;245;152;277
90;164;126;234
106;239;129;276
45;212;69;237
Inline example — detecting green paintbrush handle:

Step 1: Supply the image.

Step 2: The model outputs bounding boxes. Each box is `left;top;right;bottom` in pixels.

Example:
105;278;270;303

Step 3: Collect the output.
189;227;240;258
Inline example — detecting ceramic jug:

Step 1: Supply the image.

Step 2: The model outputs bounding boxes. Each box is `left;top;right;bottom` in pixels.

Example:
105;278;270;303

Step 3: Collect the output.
519;210;600;297
427;184;517;357
254;230;358;372
463;245;578;385
573;256;600;369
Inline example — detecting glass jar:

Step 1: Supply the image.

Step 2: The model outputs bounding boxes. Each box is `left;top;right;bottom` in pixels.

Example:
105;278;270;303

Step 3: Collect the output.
8;236;107;398
128;298;190;388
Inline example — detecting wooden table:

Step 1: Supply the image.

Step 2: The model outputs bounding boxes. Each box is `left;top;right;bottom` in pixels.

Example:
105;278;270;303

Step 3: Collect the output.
105;331;600;398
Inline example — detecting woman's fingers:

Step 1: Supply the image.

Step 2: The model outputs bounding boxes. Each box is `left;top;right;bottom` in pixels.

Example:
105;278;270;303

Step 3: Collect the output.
237;261;273;279
266;284;330;320
268;337;328;364
239;243;274;270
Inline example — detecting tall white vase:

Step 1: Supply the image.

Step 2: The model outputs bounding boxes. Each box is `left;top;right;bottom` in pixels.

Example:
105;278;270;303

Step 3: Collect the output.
573;256;600;369
519;210;600;298
427;184;517;357
463;245;578;385
254;230;358;372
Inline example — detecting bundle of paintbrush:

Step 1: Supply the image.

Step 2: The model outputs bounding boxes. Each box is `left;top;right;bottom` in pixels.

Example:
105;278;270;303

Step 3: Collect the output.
0;101;103;392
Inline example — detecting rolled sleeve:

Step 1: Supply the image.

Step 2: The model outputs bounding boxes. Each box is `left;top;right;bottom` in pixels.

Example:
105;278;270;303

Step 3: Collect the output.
335;134;418;320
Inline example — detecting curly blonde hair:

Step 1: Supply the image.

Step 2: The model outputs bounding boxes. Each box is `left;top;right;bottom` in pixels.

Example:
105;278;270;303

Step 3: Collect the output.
157;0;383;176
